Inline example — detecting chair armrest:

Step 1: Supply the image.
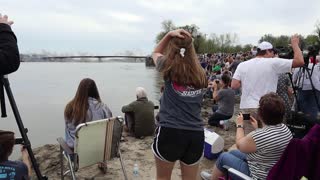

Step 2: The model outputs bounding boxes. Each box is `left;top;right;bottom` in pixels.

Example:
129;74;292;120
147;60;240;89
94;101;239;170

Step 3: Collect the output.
57;137;73;155
116;116;124;124
223;165;252;180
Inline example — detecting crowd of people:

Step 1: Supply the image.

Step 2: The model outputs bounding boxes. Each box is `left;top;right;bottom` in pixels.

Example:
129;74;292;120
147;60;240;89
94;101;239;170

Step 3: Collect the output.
1;13;320;180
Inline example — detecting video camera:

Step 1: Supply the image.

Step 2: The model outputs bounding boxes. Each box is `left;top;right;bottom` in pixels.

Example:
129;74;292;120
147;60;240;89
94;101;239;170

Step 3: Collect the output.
287;111;319;138
278;45;319;65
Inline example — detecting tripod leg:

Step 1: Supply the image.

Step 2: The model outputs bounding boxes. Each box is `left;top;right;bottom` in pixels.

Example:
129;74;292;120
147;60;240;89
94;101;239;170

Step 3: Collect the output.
2;76;46;179
0;79;7;117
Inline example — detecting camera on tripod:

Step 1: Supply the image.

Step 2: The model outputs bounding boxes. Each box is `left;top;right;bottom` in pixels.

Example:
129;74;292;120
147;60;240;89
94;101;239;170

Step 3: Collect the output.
280;45;320;138
278;45;319;64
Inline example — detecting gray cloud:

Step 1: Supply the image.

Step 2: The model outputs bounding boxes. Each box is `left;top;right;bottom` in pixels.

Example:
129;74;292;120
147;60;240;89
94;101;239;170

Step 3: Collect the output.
2;0;320;55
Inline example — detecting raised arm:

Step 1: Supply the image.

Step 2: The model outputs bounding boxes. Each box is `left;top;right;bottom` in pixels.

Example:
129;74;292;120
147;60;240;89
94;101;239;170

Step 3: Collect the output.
152;29;191;65
21;147;32;177
0;14;20;75
291;34;304;68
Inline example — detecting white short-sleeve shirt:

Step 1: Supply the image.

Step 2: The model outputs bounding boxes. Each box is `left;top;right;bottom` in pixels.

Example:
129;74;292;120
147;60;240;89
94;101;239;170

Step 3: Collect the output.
233;57;292;109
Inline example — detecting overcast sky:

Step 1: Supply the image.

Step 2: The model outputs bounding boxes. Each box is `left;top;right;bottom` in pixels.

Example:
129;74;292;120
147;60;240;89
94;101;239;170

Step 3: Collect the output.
2;0;320;55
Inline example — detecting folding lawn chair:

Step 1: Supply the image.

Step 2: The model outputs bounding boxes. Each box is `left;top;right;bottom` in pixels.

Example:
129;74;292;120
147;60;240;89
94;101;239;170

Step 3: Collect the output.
57;116;128;180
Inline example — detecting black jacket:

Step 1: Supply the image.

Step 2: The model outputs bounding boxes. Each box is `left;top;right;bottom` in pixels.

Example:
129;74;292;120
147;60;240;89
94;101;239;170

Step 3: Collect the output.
0;23;20;75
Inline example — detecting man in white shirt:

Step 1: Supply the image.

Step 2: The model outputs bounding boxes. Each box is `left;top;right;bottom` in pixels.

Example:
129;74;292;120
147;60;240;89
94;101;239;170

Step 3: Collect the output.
231;34;304;134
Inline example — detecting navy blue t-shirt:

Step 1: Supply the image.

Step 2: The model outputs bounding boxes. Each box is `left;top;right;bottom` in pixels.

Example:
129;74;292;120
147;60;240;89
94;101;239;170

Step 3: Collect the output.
0;161;28;180
156;57;204;131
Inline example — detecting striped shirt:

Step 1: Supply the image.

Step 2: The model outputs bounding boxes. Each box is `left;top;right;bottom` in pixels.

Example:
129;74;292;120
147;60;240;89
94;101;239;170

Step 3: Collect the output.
247;123;292;180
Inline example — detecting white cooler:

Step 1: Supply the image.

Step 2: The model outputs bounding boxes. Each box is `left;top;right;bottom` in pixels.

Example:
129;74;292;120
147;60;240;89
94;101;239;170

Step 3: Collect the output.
204;129;224;159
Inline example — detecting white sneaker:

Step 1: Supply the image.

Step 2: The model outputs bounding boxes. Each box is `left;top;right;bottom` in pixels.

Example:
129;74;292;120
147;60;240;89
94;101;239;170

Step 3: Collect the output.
219;120;229;131
200;171;212;180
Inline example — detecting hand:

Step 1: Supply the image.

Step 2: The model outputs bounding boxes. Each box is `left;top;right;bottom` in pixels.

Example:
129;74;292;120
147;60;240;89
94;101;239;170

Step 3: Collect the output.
21;146;29;160
287;87;294;97
0;14;14;26
250;116;259;129
290;34;300;47
212;81;218;90
169;29;191;39
20;146;32;177
236;112;244;126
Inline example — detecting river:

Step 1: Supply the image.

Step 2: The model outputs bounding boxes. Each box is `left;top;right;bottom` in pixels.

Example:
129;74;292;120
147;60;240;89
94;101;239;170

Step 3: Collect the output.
1;62;162;159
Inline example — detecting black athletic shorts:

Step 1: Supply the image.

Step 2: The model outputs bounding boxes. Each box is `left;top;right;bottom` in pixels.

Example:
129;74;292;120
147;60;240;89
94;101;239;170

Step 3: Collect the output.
152;126;204;165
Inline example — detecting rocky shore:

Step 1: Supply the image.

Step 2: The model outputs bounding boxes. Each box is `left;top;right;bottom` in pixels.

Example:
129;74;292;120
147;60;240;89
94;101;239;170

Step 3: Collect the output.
30;97;240;179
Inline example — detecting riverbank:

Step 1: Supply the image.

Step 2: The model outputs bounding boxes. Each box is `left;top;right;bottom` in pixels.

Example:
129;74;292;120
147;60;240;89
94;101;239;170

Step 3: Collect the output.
30;97;240;179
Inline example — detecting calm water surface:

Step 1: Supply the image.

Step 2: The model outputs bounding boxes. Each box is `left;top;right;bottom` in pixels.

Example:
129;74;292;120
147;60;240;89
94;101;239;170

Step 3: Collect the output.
1;62;161;159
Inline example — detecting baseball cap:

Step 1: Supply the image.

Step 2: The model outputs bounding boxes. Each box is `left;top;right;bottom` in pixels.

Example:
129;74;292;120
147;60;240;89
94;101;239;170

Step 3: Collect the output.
0;130;14;144
212;65;221;72
257;41;274;51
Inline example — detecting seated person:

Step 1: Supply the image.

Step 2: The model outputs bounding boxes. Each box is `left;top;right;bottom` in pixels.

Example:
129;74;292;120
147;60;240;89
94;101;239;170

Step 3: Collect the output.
201;93;293;180
0;130;31;179
208;74;235;127
121;87;155;138
64;78;112;149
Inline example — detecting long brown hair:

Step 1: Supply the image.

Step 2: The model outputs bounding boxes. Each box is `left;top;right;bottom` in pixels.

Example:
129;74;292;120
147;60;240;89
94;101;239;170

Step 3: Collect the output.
64;78;101;125
162;35;207;89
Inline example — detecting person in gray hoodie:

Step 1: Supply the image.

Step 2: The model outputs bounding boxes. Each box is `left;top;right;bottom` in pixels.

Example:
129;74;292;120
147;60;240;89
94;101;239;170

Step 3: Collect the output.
64;78;112;149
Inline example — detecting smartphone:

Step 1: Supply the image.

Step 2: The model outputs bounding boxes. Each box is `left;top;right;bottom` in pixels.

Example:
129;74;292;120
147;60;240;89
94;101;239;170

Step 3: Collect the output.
15;137;24;145
243;113;250;120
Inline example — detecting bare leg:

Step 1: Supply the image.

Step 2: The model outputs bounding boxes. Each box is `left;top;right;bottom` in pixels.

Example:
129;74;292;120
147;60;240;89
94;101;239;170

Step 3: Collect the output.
211;165;224;180
155;155;175;180
180;161;199;180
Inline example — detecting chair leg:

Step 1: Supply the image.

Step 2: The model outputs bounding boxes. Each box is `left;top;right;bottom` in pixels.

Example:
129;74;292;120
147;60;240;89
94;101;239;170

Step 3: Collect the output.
119;149;128;180
98;161;107;174
67;155;77;180
60;146;64;180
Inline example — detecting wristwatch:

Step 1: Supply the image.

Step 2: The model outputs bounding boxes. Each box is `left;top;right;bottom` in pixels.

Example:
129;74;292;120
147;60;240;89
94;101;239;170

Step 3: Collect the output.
237;124;244;128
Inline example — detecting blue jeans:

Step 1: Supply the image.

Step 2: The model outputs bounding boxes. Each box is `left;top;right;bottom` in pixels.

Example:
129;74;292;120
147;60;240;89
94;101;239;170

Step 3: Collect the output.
297;89;320;120
215;150;251;180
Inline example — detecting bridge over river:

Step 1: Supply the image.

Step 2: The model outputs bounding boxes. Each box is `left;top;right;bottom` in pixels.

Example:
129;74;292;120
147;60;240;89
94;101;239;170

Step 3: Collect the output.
41;55;155;66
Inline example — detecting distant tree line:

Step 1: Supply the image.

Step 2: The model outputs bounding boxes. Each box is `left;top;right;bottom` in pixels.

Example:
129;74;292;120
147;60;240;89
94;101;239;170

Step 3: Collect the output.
156;20;320;54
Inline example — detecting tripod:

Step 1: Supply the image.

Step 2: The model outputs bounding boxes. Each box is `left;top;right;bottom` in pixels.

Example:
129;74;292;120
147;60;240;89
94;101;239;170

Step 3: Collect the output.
287;62;320;138
294;63;320;113
0;75;46;179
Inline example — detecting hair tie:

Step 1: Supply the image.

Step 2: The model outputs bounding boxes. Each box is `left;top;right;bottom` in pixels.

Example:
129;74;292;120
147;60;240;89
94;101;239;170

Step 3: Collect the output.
180;48;186;58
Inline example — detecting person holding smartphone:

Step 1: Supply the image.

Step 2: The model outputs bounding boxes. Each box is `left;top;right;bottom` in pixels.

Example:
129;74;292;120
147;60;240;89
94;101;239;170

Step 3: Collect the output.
208;73;235;128
0;130;31;179
201;93;292;180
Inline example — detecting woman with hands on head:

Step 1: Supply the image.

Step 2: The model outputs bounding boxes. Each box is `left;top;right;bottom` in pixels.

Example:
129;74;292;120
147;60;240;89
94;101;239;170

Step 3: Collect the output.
201;93;293;180
152;29;207;180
